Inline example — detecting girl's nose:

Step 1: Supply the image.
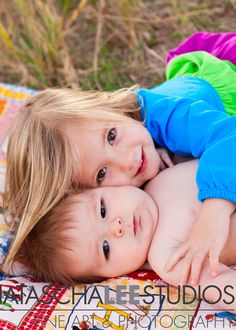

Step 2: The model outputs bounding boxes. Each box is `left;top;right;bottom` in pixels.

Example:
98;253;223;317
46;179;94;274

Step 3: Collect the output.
120;160;132;172
107;147;133;173
117;153;133;172
111;217;124;237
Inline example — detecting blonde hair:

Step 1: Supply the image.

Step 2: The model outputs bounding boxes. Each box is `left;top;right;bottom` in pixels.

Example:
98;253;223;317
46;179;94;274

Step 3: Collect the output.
4;87;141;267
22;193;103;284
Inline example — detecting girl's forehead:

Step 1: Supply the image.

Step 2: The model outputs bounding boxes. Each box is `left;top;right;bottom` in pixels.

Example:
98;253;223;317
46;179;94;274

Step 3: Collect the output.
65;120;108;133
67;117;136;130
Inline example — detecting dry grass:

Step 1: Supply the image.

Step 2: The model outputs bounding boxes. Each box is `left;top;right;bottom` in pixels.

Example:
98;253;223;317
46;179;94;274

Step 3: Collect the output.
0;0;235;90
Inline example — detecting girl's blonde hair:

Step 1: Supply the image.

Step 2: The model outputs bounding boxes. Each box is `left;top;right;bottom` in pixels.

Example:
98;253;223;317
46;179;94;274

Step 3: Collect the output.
3;87;141;267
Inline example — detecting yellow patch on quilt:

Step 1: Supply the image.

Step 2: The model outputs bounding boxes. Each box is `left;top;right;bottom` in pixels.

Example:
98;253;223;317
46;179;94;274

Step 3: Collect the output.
0;87;30;101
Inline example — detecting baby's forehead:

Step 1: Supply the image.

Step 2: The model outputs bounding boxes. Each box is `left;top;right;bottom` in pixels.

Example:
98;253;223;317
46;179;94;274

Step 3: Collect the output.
65;186;117;225
66;191;100;228
66;189;101;217
68;186;141;211
68;188;99;205
69;186;113;204
61;194;94;238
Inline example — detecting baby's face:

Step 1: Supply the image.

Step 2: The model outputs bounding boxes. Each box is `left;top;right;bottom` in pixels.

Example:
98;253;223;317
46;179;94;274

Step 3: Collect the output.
63;186;158;280
65;120;161;188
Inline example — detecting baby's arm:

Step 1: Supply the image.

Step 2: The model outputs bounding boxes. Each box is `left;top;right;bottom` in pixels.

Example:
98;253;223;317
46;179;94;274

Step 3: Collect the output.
139;79;236;281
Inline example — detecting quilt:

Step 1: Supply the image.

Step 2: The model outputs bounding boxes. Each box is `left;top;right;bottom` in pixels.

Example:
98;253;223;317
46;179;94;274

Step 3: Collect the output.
0;83;235;330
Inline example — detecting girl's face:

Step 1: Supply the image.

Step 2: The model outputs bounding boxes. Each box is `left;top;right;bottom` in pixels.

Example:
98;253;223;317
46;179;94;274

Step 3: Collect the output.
66;120;161;188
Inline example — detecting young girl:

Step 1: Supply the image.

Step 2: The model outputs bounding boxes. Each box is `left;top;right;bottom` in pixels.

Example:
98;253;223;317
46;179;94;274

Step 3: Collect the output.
4;52;236;285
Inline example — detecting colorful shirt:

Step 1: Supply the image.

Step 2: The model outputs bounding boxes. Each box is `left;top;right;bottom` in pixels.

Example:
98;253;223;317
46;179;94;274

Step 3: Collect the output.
136;76;236;202
166;51;236;116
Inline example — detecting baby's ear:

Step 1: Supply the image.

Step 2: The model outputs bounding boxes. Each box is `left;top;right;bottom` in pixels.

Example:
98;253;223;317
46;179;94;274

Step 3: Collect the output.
14;254;29;266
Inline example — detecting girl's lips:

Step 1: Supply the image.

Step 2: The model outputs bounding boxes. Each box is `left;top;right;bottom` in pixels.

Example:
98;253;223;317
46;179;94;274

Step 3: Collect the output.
136;148;147;176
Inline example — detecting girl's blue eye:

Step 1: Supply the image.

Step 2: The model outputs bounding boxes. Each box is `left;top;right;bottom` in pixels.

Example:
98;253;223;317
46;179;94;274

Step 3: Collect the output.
97;167;106;184
103;240;110;260
100;199;106;218
107;128;116;145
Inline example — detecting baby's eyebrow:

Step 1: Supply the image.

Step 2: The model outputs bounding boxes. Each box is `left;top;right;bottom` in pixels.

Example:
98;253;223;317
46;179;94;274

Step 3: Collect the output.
89;192;108;269
88;191;98;221
94;239;102;266
88;231;104;273
79;192;97;220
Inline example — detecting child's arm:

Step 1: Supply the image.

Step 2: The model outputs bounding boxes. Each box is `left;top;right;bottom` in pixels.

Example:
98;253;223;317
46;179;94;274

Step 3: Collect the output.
156;148;174;170
166;51;236;116
166;32;236;65
137;89;236;280
157;148;194;168
165;198;235;284
149;236;236;313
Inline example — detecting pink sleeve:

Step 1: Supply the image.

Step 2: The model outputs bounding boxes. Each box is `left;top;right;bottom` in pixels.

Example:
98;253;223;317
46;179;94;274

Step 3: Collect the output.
166;32;236;65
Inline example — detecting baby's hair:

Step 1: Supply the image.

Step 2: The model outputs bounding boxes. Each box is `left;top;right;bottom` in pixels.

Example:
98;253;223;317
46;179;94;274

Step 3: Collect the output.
4;87;141;267
22;193;103;284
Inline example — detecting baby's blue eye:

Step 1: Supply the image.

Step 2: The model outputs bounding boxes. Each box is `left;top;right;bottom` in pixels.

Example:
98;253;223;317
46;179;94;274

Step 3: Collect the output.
100;199;106;218
103;240;110;260
107;128;116;145
97;167;106;184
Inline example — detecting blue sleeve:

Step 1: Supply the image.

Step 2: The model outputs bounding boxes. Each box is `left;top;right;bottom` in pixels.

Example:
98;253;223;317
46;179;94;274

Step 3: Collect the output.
136;90;236;202
197;131;236;202
189;101;236;202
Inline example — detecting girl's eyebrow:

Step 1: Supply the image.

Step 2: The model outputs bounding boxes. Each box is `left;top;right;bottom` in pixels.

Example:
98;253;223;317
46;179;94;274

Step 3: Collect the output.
93;128;108;186
102;127;107;147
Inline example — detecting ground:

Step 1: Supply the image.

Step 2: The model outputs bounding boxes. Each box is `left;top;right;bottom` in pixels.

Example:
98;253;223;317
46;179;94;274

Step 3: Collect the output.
0;0;235;90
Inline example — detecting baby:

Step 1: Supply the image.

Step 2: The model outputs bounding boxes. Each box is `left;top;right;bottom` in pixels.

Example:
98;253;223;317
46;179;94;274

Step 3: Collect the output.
24;160;236;312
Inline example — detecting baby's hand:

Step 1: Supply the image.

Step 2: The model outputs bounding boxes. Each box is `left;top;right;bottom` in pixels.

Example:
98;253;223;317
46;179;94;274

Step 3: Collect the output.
165;198;234;285
156;148;174;170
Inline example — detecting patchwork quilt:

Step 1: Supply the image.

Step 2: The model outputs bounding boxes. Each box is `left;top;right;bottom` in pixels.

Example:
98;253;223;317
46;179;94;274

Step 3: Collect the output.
0;83;235;329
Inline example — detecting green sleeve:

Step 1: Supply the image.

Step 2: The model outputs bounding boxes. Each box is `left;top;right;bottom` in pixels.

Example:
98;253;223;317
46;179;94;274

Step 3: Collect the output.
166;51;236;116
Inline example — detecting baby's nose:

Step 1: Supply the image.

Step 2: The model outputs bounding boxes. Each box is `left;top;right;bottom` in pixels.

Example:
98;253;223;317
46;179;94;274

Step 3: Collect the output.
111;217;124;237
